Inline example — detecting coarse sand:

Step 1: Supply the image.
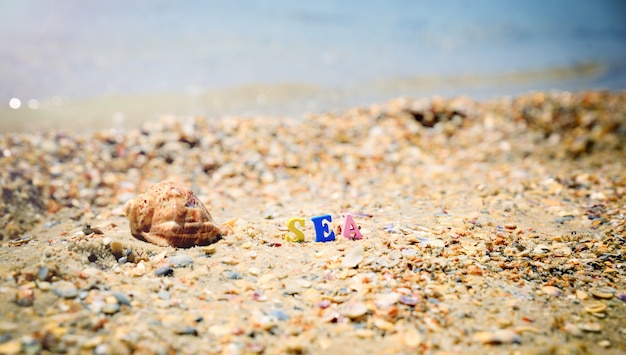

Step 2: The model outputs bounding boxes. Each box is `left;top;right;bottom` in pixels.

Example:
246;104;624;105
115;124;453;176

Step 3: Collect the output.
1;91;625;354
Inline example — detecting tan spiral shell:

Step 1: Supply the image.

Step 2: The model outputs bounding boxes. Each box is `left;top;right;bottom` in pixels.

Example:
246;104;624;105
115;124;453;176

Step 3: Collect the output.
124;181;228;248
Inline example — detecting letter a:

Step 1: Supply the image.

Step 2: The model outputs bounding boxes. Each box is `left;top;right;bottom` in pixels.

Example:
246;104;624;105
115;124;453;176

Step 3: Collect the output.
342;214;363;240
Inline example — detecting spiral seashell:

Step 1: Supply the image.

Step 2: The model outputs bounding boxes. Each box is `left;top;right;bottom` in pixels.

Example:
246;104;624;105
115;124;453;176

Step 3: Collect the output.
124;181;229;248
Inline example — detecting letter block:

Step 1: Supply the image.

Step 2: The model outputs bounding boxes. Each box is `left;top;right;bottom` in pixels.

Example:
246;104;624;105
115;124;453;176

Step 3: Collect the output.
342;214;363;240
285;217;305;242
311;214;335;242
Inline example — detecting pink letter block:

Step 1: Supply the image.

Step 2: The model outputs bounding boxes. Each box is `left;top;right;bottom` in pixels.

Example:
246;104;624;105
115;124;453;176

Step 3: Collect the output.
342;214;363;240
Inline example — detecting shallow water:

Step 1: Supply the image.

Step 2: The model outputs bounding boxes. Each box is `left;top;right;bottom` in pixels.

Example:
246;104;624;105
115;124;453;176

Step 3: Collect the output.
1;0;625;131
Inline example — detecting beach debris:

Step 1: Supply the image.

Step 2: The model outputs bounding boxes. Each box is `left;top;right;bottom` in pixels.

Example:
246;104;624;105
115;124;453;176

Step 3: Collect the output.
52;281;78;299
473;329;521;344
82;224;104;235
342;245;364;268
123;181;230;248
169;253;194;268
7;236;33;247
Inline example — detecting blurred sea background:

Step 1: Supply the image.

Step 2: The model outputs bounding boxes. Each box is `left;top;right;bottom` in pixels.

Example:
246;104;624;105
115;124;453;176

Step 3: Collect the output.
1;0;625;132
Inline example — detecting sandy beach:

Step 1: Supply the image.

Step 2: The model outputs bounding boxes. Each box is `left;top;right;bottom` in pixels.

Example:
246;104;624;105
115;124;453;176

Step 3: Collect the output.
1;91;625;354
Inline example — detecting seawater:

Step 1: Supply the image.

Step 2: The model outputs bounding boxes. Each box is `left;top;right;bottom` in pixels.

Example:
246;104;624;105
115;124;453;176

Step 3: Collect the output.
1;0;625;131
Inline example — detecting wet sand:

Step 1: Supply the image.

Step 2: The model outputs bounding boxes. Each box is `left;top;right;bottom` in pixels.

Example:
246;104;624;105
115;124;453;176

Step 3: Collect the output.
0;91;625;354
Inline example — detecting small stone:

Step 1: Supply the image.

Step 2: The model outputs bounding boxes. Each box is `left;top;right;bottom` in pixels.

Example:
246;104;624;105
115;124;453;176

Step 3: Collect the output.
563;323;584;338
375;292;400;309
404;327;422;348
203;245;217;255
174;327;198;336
38;263;59;281
399;295;419;306
473;329;521;344
576;290;589;300
269;309;289;321
252;292;267;302
339;302;368;319
617;293;626;302
155;266;174;277
598;340;611;348
110;241;123;259
0;322;18;332
341;245;364;268
102;303;120;315
590;288;614;299
580;322;602;333
584;302;607;314
0;340;21;355
169;254;194;268
248;267;261;276
354;329;376;338
223;270;243;280
15;287;35;307
157;290;170;300
112;291;131;307
53;281;78;298
36;281;51;291
373;318;394;330
131;262;146;277
221;256;239;265
246;343;265;353
295;279;311;288
541;285;563;297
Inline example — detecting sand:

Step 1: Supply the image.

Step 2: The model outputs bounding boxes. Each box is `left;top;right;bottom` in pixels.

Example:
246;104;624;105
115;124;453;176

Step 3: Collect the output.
0;91;625;354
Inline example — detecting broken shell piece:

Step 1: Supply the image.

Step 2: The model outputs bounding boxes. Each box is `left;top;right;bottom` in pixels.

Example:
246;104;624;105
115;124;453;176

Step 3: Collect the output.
124;181;229;248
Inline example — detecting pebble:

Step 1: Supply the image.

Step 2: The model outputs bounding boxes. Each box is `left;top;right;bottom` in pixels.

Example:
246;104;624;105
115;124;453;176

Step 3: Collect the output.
590;288;614;299
0;340;21;355
15;287;35;307
417;237;445;248
110;241;123;259
584;302;607;314
222;270;243;280
580;322;602;333
174;327;198;336
102;303;120;315
563;323;584;337
269;309;290;321
541;285;563;297
373;318;395;331
169;254;194;268
221;256;239;265
112;291;132;307
375;292;400;309
340;302;368;319
598;340;611;348
202;245;217;255
473;329;521;344
341;245;364;268
52;281;78;298
399;295;419;306
155;266;174;277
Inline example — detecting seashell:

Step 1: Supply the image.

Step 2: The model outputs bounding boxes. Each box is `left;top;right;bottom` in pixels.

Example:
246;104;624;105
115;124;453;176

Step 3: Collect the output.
124;181;231;248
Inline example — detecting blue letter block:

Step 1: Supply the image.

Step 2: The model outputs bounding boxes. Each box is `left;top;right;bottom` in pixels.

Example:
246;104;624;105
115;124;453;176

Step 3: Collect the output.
311;214;335;242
